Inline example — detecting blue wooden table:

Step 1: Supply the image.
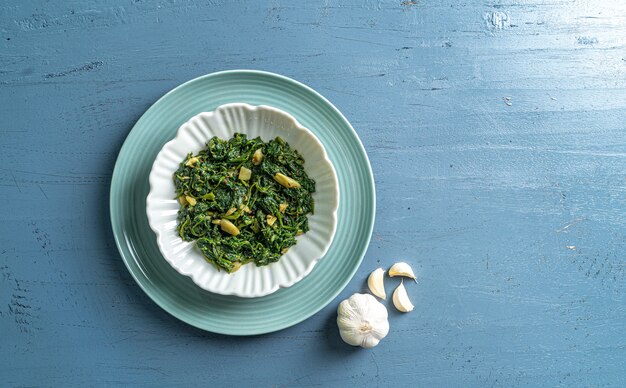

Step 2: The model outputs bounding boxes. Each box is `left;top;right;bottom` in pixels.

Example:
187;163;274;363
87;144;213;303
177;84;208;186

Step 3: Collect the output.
2;1;625;386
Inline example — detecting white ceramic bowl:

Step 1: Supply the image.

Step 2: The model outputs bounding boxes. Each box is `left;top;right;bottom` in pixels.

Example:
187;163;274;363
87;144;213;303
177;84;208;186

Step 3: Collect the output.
146;103;339;297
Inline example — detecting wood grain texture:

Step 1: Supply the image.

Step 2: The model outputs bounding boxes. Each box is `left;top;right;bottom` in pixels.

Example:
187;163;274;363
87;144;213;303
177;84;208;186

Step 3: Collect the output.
1;0;625;386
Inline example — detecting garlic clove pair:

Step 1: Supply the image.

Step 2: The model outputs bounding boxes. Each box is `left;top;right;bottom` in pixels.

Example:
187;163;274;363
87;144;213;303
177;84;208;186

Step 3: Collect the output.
392;281;414;312
390;261;416;313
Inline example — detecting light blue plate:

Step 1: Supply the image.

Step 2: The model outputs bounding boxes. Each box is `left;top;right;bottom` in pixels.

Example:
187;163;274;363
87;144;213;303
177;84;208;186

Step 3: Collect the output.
110;70;375;335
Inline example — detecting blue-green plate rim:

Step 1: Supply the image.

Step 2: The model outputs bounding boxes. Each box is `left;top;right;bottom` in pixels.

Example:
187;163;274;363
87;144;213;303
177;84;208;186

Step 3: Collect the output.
109;69;376;335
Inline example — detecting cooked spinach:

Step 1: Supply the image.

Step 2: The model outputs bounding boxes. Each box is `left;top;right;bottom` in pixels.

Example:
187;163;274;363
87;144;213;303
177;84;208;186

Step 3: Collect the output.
174;133;315;273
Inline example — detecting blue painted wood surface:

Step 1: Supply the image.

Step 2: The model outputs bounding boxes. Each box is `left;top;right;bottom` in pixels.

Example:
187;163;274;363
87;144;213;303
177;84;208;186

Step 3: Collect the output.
1;1;625;386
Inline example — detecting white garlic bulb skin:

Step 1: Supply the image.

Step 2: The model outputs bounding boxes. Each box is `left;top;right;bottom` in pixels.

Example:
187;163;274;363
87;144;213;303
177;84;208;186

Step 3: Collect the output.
337;293;390;348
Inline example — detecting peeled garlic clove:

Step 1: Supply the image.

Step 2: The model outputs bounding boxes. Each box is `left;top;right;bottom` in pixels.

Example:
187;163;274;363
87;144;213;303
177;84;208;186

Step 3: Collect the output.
274;173;301;189
230;261;242;273
389;262;416;281
367;268;386;300
185;196;197;206
252;148;264;165
238;166;252;181
185;156;199;167
219;219;240;236
392;281;414;313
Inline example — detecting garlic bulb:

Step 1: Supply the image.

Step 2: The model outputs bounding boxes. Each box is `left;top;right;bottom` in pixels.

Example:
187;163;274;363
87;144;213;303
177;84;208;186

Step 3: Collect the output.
337;293;389;348
392;281;414;313
367;268;386;299
389;262;417;281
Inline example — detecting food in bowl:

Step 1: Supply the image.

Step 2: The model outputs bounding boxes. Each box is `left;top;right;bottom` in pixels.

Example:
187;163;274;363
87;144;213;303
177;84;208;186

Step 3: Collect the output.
174;133;315;273
147;104;339;297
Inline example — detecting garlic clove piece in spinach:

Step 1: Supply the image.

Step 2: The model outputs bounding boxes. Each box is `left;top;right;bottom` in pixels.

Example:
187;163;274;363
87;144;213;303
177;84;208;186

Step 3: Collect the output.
337;293;389;348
